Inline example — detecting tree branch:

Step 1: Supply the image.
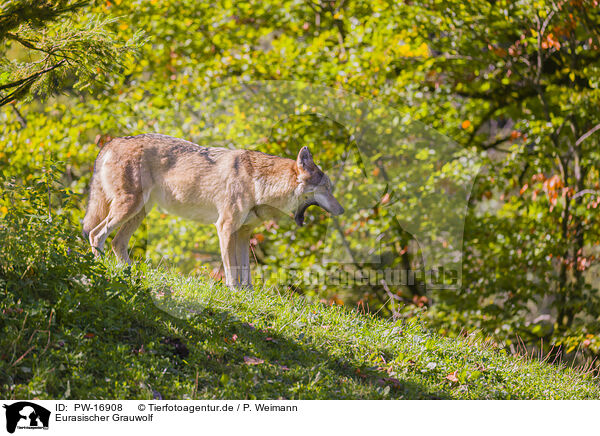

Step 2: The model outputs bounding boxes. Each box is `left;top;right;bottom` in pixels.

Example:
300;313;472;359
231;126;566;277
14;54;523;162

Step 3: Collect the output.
575;123;600;147
5;32;52;55
572;189;600;199
0;59;66;92
482;135;512;150
10;103;27;128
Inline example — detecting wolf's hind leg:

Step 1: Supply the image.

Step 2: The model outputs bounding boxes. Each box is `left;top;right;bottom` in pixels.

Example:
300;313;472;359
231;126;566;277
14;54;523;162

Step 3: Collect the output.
89;215;110;256
111;207;149;264
93;195;145;258
82;176;109;240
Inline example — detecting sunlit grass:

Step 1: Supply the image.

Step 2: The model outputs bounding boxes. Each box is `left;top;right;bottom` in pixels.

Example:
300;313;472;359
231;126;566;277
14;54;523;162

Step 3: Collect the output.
99;260;600;399
3;254;598;400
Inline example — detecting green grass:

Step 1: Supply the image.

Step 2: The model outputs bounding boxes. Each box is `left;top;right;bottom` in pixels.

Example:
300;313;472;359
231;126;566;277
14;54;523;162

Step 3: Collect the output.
2;260;599;400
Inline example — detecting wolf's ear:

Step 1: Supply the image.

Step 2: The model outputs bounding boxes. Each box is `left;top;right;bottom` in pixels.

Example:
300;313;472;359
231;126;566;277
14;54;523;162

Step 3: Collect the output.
297;146;315;172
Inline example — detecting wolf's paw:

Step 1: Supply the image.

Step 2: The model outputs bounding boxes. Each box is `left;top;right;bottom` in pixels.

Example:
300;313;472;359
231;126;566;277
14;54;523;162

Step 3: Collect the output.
228;283;254;291
91;246;105;258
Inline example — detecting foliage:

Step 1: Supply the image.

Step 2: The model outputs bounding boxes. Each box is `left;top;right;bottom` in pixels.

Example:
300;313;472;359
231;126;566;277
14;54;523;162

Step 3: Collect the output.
1;0;600;381
1;176;598;399
393;0;600;355
0;0;143;107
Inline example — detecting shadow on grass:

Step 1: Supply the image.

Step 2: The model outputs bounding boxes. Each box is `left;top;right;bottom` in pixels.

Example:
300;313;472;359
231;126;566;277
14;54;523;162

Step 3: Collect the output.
147;289;449;400
3;265;448;399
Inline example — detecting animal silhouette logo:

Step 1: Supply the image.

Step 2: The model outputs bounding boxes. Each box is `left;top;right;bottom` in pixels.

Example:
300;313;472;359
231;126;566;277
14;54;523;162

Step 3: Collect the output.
2;402;50;433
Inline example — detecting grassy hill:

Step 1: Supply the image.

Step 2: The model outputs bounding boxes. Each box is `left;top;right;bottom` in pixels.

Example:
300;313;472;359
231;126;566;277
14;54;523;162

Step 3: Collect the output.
2;256;599;400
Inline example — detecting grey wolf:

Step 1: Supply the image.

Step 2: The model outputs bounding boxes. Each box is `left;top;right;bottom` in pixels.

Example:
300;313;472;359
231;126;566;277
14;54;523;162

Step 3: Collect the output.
82;134;344;288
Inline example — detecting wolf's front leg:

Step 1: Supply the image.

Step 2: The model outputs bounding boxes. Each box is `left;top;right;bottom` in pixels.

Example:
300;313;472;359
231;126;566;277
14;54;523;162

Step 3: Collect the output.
216;216;240;288
235;227;253;289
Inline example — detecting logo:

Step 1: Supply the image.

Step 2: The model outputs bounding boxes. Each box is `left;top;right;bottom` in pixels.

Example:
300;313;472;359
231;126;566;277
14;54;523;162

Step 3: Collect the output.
3;402;50;434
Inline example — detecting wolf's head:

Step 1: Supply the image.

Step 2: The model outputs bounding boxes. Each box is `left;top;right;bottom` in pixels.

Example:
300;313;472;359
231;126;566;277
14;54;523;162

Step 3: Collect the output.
294;146;344;226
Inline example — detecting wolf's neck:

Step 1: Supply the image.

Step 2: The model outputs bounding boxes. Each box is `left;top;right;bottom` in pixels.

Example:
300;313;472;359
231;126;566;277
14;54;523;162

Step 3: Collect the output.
255;159;300;213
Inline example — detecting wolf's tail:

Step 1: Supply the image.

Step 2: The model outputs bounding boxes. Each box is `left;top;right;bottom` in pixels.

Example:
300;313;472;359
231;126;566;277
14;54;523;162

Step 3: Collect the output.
82;174;109;242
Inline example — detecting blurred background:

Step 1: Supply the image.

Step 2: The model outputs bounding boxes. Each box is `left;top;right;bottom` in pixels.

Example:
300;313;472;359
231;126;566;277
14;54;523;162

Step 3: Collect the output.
2;0;600;367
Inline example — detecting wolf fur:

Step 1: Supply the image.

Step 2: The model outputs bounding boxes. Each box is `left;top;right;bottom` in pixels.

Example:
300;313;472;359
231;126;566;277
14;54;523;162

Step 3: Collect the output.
82;133;344;287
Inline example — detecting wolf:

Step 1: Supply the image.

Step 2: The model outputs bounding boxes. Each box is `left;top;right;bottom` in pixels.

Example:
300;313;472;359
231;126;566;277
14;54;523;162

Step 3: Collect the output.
82;134;344;288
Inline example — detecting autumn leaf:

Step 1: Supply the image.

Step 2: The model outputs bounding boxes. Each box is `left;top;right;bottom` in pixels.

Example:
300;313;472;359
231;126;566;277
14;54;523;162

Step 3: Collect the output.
377;377;402;388
446;371;459;383
520;184;528;195
224;334;238;344
461;120;471;129
329;295;343;306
